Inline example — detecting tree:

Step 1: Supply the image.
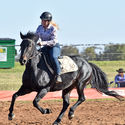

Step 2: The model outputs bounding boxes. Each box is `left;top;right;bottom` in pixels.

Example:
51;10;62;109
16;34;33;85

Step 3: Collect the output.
61;46;79;56
103;44;125;60
80;47;97;60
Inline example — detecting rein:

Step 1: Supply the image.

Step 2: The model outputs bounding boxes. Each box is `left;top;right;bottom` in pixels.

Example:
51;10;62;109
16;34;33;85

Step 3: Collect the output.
22;38;41;60
29;51;41;60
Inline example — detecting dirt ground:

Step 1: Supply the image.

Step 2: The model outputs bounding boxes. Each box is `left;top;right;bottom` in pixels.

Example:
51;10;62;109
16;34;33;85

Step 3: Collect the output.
0;99;125;125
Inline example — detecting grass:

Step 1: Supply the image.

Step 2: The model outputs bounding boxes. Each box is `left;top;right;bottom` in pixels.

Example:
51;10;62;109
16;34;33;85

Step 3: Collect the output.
0;61;125;90
0;62;25;90
90;61;125;87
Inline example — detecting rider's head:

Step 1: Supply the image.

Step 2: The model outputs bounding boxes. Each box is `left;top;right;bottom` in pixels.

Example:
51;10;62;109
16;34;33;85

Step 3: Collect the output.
40;12;52;28
40;12;59;30
40;12;52;21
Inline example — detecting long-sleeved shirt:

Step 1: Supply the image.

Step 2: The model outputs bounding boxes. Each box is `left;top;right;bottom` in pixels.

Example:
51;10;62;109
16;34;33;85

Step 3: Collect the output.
115;74;125;84
36;24;58;46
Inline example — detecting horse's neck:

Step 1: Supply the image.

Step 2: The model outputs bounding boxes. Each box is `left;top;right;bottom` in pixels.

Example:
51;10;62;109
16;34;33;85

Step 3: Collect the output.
25;52;49;80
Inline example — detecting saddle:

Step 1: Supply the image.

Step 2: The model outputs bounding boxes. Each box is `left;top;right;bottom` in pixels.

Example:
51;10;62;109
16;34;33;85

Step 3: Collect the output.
58;56;78;74
43;55;78;75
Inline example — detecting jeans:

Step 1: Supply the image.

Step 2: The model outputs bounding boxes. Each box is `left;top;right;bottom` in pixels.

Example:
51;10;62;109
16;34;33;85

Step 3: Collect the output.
40;43;61;75
117;82;125;87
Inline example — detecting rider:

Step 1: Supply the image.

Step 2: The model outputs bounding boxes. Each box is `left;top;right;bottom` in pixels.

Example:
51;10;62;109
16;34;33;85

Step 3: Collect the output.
115;68;125;87
36;11;62;83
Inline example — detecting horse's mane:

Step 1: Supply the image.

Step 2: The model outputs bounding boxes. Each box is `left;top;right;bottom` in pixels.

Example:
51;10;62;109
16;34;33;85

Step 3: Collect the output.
23;31;39;42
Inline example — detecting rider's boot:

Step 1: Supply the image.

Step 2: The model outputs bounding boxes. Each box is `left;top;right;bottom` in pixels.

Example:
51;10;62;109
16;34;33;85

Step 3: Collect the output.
55;74;62;83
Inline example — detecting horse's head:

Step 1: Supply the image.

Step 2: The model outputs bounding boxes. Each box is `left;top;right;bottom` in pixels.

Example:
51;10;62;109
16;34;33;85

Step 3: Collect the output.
19;32;39;65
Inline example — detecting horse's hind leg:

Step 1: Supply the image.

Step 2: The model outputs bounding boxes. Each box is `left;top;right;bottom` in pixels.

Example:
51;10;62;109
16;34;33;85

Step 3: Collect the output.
68;83;86;120
33;88;51;114
53;88;71;125
8;86;31;120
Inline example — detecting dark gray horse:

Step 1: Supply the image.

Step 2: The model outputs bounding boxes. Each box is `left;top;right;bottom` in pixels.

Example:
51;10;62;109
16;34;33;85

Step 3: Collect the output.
8;32;123;125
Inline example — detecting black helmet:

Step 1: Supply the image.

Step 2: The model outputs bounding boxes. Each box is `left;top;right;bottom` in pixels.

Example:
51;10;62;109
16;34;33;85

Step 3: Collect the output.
40;12;52;21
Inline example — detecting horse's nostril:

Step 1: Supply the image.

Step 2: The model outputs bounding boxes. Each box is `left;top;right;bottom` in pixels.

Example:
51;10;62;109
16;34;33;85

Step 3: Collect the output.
19;58;27;65
23;60;27;64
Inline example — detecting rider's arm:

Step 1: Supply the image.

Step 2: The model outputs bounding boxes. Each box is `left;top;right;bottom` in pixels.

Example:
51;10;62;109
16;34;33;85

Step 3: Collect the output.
115;75;119;84
36;25;58;47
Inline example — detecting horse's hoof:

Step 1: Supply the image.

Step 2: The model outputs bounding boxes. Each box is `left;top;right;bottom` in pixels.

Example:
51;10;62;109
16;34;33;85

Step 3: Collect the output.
68;114;74;120
52;119;61;125
53;123;58;125
68;110;74;120
52;121;59;125
8;113;15;120
45;108;52;114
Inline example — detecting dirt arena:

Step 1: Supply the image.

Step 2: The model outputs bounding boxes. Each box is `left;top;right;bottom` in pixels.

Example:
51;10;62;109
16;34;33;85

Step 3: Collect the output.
0;99;125;125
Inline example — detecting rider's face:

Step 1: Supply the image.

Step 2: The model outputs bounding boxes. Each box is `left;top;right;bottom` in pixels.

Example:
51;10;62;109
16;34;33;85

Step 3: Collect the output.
42;20;50;29
119;72;124;76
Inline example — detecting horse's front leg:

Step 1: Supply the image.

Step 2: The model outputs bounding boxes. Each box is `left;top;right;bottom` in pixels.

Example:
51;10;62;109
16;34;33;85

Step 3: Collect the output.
53;89;70;125
8;92;18;120
8;86;31;120
33;88;52;114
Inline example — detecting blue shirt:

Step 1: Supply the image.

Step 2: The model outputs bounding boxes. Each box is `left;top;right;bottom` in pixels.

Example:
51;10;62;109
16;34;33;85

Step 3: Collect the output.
36;24;58;46
115;74;125;84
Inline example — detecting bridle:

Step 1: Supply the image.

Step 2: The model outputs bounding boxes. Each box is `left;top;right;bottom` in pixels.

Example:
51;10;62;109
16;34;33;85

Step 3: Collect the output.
20;38;41;63
20;38;54;74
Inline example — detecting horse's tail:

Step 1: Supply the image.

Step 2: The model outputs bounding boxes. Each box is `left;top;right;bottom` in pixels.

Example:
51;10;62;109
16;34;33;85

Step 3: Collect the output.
89;62;124;101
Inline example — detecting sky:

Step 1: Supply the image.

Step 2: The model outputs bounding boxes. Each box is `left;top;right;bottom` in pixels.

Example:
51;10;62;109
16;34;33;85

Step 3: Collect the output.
1;0;125;52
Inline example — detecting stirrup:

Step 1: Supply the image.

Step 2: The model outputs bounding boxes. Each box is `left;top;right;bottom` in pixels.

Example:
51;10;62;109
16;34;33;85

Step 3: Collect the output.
55;75;62;83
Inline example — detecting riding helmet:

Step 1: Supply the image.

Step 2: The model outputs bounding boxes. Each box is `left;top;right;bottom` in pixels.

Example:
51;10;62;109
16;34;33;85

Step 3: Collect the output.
40;12;52;21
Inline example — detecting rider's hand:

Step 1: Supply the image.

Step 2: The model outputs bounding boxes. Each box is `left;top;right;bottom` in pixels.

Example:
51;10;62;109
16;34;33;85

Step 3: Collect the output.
37;42;43;46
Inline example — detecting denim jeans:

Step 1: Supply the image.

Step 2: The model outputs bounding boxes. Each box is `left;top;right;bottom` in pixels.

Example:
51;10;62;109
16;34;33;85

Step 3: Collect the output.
40;43;61;75
117;82;125;87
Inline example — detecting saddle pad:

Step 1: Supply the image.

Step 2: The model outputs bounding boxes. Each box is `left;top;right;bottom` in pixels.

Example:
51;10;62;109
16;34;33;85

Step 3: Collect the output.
58;56;78;74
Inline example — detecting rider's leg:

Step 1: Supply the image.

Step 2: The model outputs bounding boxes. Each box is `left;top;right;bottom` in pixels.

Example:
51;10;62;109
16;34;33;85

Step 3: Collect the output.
49;43;62;83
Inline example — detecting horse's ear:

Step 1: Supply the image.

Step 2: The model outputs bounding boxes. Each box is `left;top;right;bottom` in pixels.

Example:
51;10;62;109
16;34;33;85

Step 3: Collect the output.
20;32;24;39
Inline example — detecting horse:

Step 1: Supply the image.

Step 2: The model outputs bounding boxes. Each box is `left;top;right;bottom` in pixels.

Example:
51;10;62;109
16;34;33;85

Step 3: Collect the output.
8;32;123;125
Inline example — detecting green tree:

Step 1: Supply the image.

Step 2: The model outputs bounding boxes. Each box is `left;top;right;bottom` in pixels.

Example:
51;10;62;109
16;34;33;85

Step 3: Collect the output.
81;47;96;60
61;46;79;56
103;44;125;60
